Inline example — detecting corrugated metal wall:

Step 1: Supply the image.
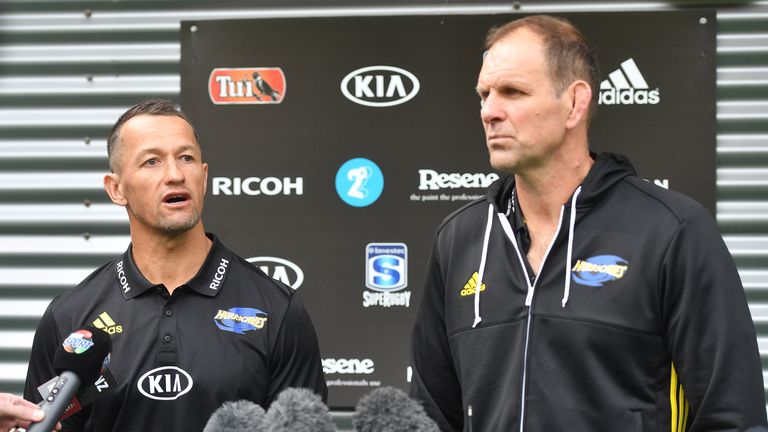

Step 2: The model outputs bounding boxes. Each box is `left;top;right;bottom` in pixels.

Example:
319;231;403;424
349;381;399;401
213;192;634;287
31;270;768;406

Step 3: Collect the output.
1;0;766;425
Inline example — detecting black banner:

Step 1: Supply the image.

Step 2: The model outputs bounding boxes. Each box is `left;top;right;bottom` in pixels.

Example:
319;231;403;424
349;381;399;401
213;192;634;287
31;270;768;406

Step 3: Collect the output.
181;11;716;408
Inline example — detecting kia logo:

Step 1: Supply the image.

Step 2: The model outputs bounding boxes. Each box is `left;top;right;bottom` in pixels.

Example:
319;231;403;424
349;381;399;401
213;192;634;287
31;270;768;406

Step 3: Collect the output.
340;65;420;107
246;256;304;290
137;366;193;401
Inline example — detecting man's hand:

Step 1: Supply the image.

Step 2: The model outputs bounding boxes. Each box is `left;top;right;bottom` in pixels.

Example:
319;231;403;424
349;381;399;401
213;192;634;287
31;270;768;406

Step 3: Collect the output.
0;393;60;431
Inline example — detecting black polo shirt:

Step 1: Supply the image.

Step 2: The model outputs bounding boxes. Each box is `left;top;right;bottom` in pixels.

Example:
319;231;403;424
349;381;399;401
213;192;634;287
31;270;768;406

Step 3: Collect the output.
24;234;327;432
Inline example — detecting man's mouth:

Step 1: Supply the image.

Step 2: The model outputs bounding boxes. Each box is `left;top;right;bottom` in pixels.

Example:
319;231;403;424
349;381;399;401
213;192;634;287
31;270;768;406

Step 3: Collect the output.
163;193;190;204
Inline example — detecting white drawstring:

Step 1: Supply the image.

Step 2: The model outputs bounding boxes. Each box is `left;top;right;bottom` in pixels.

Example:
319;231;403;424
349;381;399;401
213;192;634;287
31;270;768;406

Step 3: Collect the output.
562;186;582;308
473;204;495;328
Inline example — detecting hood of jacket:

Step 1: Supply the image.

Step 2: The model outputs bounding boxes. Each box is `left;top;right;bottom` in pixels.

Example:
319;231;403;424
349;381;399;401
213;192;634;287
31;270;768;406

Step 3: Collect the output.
485;152;637;213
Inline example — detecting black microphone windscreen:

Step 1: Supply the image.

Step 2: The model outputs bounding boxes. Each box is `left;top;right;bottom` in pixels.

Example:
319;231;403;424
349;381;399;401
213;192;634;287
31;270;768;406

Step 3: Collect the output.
352;386;439;432
203;400;265;432
52;325;112;387
263;388;335;432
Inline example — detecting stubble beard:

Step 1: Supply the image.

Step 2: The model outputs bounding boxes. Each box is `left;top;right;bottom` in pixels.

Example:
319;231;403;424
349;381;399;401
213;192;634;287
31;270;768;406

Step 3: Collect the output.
157;211;201;234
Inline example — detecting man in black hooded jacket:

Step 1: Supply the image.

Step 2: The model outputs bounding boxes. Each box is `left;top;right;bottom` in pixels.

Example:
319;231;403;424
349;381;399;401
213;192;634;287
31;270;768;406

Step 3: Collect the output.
409;15;767;431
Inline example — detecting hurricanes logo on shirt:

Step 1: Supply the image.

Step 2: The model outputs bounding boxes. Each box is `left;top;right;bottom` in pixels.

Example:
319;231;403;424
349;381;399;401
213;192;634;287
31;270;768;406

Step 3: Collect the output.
460;272;486;297
214;307;268;334
571;255;629;287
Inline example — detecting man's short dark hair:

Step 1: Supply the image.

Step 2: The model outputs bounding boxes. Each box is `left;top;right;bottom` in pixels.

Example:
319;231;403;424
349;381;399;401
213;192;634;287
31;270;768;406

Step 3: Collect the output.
485;15;600;122
107;99;198;172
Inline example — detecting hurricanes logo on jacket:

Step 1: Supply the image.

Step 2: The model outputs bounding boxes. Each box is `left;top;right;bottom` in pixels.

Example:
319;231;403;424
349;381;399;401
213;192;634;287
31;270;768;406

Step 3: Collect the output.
214;307;268;334
460;272;486;297
571;255;629;287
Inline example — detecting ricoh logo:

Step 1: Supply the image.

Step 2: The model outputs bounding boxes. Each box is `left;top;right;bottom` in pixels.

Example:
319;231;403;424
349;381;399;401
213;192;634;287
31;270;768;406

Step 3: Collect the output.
246;256;304;289
209;258;229;290
115;261;131;293
418;169;499;191
137;366;193;401
209;68;285;104
322;358;375;375
341;66;420;107
212;177;303;196
599;58;660;106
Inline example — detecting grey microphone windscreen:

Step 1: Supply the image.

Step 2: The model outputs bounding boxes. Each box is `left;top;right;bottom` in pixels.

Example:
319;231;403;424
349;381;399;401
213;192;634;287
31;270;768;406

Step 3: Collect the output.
263;388;336;432
352;386;439;432
203;400;266;432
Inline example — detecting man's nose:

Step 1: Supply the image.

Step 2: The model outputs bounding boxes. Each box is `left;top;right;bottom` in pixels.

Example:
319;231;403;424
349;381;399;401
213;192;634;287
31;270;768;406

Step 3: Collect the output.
164;159;186;183
480;92;506;124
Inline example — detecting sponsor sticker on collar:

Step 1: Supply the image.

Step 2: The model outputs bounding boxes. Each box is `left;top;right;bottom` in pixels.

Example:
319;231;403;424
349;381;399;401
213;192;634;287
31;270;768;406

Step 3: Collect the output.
214;307;268;334
115;260;131;293
209;258;230;291
571;255;629;287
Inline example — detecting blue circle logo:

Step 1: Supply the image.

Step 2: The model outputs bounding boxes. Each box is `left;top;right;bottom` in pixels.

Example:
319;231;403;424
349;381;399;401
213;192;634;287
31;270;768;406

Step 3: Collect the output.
335;158;384;207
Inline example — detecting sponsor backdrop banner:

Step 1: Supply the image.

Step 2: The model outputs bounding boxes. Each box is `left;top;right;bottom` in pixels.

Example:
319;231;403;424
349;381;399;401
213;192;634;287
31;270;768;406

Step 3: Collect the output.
180;11;715;408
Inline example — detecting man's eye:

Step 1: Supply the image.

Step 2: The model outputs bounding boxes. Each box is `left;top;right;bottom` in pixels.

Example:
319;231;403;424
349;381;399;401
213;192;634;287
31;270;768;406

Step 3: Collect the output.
145;159;158;166
181;155;194;162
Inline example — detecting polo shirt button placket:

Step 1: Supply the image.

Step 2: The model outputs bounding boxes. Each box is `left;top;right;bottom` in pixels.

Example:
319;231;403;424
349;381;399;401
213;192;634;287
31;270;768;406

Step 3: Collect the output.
157;298;178;364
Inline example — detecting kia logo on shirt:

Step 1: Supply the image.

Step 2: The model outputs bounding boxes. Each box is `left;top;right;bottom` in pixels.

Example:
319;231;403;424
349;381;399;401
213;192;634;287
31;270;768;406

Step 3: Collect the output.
137;366;193;400
246;256;304;289
340;66;420;107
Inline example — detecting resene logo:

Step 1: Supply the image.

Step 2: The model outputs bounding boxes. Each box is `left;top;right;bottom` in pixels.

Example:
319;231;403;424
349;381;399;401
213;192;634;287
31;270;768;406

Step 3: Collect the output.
341;66;420;107
418;169;499;190
335;158;384;207
209;68;285;104
322;358;375;375
598;58;660;105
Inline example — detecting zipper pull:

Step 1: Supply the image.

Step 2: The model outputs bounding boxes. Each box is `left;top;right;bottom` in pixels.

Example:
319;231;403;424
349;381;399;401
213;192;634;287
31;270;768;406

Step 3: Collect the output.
468;405;474;432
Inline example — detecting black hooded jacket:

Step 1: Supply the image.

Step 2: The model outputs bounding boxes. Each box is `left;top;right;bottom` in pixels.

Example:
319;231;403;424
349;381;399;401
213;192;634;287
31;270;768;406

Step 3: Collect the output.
410;152;766;431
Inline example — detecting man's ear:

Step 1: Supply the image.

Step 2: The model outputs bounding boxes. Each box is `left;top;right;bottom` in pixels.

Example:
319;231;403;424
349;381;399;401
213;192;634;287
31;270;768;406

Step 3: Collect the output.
104;173;127;207
202;162;209;196
565;80;592;129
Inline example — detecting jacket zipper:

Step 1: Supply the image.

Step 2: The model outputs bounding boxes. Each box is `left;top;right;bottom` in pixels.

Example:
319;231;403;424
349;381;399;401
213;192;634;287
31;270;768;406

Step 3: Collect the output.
498;206;565;431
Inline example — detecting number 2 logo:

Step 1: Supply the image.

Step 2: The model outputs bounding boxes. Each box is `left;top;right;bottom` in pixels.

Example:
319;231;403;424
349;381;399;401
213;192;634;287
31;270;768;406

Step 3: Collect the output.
335;158;384;207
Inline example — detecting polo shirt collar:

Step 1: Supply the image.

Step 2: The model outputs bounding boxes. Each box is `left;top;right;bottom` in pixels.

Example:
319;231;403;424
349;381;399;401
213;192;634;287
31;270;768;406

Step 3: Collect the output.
116;233;233;300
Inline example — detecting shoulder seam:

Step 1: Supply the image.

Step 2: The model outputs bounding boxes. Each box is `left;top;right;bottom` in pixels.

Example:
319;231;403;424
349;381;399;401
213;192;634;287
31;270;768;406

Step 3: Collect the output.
623;177;697;224
437;199;489;234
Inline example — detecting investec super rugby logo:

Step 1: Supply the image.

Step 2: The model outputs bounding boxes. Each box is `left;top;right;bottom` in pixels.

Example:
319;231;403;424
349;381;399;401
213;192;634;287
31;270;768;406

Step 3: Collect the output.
598;58;660;105
363;243;411;308
209;68;286;104
571;255;629;287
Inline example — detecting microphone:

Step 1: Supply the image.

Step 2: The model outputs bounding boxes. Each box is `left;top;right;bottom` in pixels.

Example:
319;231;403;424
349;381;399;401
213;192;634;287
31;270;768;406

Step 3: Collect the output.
262;388;336;432
203;400;265;432
352;386;439;432
27;326;112;432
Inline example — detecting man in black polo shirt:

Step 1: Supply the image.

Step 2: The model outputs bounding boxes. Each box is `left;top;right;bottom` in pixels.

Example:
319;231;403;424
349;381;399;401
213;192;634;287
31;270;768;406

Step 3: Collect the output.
24;99;327;431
